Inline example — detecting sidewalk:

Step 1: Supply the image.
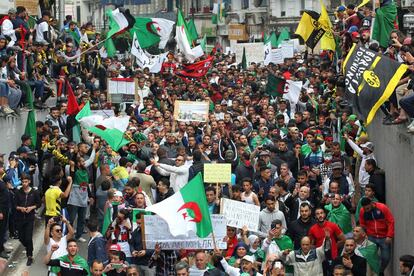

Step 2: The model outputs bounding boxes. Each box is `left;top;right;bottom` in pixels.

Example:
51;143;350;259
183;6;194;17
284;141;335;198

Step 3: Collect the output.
0;218;44;275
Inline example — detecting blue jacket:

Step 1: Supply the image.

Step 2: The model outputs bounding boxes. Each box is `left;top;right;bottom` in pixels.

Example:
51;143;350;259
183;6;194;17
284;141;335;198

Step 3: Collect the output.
87;233;108;266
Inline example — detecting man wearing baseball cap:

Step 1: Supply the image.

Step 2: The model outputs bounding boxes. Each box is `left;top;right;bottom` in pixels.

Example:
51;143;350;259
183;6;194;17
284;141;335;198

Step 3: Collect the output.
344;133;376;194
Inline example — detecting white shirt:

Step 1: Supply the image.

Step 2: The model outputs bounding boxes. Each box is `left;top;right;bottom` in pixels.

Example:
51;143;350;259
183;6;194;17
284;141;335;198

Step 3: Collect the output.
346;138;375;187
155;163;190;192
35;21;49;43
1;18;16;46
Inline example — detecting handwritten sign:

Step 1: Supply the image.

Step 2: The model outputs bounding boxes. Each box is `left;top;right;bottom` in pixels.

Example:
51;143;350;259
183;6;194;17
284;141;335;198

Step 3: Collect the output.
281;40;294;59
235;43;264;65
271;49;284;64
204;163;232;183
220;198;260;231
143;215;227;250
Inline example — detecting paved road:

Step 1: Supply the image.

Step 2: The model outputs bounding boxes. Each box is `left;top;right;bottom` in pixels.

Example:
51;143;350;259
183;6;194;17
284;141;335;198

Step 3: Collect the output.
4;219;89;276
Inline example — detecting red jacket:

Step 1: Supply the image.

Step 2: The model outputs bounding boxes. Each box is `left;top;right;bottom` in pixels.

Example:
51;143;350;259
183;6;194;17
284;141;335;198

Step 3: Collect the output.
359;202;395;238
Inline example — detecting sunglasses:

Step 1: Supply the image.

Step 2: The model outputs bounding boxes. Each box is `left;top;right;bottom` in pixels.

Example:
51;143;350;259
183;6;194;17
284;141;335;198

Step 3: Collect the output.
55;229;62;233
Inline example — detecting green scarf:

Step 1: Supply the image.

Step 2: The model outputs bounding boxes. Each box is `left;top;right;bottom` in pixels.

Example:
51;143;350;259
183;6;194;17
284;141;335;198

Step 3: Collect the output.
50;254;90;275
274;235;294;273
325;203;352;234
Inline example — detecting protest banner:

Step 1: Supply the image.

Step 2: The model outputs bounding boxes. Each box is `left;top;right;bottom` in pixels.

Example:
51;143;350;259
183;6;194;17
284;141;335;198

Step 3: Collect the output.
220;198;260;231
173;101;209;122
281;40;295;59
235;43;264;65
143;215;227;250
107;78;138;103
204;163;232;183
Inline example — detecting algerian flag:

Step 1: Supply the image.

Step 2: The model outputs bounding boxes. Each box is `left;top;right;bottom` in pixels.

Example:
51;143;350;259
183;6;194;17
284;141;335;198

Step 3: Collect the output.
264;34;272;65
270;32;278;48
146;173;213;238
276;28;290;47
241;47;247;70
130;17;174;49
187;18;198;43
76;102;130;151
200;34;207;52
106;8;130;38
176;9;197;63
212;1;226;24
131;33;167;73
357;242;381;274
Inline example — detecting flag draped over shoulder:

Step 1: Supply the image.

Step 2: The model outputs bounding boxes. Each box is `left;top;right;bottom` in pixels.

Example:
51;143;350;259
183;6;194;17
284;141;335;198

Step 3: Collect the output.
372;2;398;48
130;17;174;49
325;203;352;234
358;242;381;274
24;86;36;148
266;74;286;97
319;0;336;51
175;56;213;79
295;10;325;49
146;173;213;238
76;102;130;150
343;44;408;125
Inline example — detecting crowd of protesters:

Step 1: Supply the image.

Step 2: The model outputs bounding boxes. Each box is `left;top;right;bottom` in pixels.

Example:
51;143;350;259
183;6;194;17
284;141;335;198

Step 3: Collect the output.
0;3;413;276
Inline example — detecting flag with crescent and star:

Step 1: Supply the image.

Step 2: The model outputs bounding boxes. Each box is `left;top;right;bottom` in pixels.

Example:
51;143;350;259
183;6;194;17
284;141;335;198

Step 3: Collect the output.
146;173;213;238
130;17;174;49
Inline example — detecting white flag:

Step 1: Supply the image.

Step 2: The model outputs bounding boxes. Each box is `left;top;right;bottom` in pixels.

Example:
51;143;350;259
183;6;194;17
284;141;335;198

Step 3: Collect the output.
131;33;167;73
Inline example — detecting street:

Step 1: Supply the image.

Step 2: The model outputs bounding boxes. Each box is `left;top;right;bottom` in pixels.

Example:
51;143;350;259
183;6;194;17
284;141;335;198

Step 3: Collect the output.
4;219;89;276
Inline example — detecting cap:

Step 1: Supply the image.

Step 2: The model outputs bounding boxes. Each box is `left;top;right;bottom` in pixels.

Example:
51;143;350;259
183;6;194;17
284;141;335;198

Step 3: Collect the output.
337;5;346;12
351;32;360;39
347;114;357;122
331;162;343;170
279;98;287;104
59;137;69;144
109;244;122;252
259;126;268;132
8;8;17;14
241;255;255;263
348;26;359;33
17;146;32;154
114;191;123;197
259;150;270;156
360;142;374;151
221;100;228;105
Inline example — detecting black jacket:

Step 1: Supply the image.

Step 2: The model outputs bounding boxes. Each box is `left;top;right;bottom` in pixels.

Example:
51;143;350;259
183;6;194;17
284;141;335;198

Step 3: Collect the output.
0;180;9;215
333;253;367;276
287;218;316;249
235;162;254;184
130;228;154;265
369;168;386;203
15;187;41;220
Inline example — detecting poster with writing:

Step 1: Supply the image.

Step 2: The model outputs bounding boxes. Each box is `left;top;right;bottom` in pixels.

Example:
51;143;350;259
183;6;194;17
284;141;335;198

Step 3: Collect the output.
220;198;260;231
143;215;227;250
204;163;232;183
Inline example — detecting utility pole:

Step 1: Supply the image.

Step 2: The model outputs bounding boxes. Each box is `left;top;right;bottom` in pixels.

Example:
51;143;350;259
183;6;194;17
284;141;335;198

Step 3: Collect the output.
59;0;65;30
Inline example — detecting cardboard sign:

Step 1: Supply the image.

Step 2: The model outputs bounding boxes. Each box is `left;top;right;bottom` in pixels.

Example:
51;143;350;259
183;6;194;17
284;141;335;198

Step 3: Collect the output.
173;101;209;122
220;198;260;231
235;43;264;65
107;78;138;103
204;163;232;183
281;40;294;59
143;215;227;250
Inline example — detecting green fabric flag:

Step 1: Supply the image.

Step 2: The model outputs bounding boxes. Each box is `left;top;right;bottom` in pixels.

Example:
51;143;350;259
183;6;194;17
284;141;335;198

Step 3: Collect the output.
241;47;247;70
187;18;198;43
24;85;36;149
51;253;90;274
325;203;353;234
265;74;286;97
101;201;120;235
104;37;116;57
129;17;174;49
74;169;89;186
76;101;92;121
274;235;294;273
358;241;381;274
146;173;213;238
200;34;207;52
88;126;130;151
276;28;290;47
131;208;152;223
372;2;398;48
270;31;278;48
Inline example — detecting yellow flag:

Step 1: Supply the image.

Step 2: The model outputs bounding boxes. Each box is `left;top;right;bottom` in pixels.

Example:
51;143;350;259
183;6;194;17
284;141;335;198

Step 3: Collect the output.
357;0;370;8
319;0;336;51
295;11;324;49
